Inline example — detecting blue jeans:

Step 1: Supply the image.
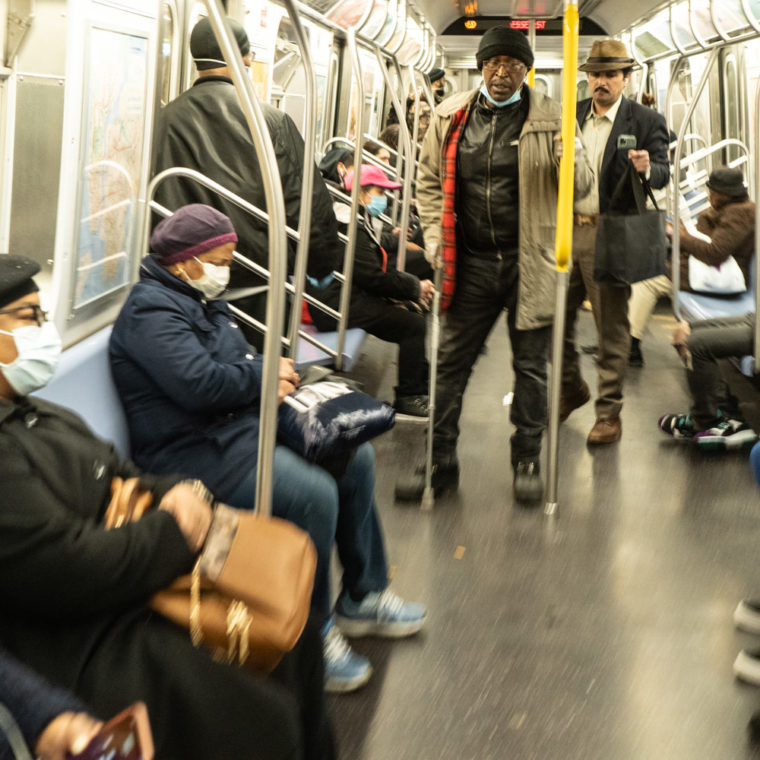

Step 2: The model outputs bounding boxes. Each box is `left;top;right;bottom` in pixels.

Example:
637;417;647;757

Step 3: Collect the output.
227;443;389;624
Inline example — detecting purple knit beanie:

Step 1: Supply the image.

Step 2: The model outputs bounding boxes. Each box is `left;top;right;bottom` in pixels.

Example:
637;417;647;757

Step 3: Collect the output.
150;205;238;265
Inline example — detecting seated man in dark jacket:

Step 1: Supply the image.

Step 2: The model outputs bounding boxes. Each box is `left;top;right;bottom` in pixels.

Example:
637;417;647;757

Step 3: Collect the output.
0;256;334;760
153;16;341;343
109;205;427;694
308;165;434;417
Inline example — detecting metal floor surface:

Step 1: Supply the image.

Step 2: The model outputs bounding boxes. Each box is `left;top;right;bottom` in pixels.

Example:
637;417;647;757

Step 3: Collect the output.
327;307;760;760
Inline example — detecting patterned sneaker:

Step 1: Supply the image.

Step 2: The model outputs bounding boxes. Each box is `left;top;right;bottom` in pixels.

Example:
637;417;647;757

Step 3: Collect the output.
322;620;372;693
658;413;696;439
335;589;427;638
693;419;758;451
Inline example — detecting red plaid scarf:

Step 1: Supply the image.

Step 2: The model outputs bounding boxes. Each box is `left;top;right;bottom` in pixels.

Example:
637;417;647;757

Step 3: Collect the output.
439;100;473;311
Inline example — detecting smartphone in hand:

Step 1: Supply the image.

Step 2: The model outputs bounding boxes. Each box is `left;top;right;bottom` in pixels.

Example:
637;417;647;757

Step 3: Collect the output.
66;702;154;760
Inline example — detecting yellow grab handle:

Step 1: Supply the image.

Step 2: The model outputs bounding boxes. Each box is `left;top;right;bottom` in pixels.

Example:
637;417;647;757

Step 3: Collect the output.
554;1;579;273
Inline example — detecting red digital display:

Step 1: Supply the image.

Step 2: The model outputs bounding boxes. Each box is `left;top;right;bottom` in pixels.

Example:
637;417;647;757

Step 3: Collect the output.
510;20;546;30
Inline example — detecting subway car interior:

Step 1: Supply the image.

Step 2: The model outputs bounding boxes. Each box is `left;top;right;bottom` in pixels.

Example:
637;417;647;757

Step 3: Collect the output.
4;0;760;757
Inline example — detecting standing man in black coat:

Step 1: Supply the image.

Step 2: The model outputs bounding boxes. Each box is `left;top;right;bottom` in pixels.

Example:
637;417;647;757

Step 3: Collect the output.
560;40;669;444
153;16;341;343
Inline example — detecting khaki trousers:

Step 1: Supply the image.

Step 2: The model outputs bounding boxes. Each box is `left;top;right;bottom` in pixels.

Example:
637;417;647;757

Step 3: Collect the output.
562;224;632;420
629;274;671;340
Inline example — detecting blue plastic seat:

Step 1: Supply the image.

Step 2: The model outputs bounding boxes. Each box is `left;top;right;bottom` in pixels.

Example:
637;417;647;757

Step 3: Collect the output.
33;325;131;456
295;324;367;372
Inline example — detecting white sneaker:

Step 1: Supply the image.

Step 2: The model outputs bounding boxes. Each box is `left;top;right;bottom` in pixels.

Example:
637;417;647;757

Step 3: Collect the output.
322;621;372;693
735;599;760;634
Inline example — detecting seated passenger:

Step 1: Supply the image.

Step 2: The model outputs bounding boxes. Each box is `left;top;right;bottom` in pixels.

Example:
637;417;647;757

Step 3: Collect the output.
305;167;434;417
0;255;334;759
629;167;755;365
318;146;354;226
109;205;427;693
0;645;102;759
658;316;758;450
364;139;391;167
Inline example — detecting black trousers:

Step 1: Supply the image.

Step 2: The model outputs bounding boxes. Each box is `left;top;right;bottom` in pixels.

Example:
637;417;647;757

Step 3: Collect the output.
433;255;552;466
685;313;754;429
315;293;428;398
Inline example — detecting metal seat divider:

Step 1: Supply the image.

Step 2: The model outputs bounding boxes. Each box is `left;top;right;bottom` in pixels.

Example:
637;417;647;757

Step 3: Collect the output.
148;171;346;360
202;0;288;519
670;48;722;320
378;50;415;272
281;0;317;363
334;28;365;369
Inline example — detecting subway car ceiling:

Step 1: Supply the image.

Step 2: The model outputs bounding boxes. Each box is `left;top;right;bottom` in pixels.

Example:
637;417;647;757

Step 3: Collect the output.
408;0;667;39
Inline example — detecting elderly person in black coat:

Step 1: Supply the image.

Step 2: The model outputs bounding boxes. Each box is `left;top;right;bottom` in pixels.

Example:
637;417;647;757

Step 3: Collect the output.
0;256;334;760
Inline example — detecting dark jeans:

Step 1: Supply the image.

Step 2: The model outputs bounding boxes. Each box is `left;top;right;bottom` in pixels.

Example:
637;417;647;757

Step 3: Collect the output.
433;255;552;467
227;442;389;624
685;313;754;428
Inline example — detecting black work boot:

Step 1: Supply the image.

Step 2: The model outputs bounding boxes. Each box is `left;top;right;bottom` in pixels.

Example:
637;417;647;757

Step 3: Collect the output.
394;457;459;502
629;337;644;367
513;460;543;506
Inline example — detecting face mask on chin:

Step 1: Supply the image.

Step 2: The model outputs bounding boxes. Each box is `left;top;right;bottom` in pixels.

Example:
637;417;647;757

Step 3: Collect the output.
480;84;521;108
186;258;231;299
0;321;62;396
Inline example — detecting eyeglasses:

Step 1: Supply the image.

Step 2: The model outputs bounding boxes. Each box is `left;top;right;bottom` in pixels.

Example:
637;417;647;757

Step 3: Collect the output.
483;58;526;74
0;304;48;326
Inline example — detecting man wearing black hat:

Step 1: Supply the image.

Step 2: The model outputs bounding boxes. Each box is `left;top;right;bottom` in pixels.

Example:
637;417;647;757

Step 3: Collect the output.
428;67;446;104
153;16;341;342
398;27;593;505
560;39;670;445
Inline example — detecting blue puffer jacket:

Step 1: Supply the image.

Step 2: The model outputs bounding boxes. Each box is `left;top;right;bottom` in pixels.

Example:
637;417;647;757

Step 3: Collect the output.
109;257;263;499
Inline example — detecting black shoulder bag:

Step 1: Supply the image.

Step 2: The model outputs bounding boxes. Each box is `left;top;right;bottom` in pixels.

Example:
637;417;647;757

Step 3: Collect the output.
593;161;667;286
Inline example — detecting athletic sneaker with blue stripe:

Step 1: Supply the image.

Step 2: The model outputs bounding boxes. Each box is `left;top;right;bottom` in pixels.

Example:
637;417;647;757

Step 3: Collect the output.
322;619;372;693
336;589;426;638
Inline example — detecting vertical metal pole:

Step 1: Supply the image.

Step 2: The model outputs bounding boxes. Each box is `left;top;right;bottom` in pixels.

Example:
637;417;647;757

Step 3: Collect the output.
545;0;579;517
671;47;718;319
281;0;317;361
202;1;288;519
421;263;443;511
336;29;365;370
754;75;760;372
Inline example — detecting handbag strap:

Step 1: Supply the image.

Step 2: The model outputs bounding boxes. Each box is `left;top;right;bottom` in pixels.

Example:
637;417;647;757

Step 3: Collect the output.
609;161;660;214
0;703;34;760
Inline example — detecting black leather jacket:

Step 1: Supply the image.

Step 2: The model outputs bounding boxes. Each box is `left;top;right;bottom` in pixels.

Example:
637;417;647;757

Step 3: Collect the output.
456;93;529;258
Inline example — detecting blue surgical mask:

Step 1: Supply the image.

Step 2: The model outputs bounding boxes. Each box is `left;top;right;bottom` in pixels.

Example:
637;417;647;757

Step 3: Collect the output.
480;84;521;108
0;321;62;395
366;195;388;218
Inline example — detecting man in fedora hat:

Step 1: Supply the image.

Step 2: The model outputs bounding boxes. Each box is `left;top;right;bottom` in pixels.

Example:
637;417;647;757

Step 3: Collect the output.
560;39;670;444
396;27;593;505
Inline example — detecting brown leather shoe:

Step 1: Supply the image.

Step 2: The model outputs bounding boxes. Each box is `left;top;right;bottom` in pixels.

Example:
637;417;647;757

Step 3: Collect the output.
559;380;591;422
587;417;622;445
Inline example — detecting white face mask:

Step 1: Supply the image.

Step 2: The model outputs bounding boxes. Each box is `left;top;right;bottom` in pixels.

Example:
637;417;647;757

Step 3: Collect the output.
0;321;62;395
187;258;230;299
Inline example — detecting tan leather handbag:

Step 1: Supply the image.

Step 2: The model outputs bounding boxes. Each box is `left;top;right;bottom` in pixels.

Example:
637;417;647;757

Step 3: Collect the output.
106;478;317;672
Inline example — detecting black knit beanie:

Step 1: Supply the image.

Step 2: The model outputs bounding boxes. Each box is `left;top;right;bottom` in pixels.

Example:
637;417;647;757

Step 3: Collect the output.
190;16;251;71
476;27;534;71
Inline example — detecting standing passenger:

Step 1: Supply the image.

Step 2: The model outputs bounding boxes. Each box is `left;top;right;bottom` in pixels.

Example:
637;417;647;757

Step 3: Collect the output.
153;16;340;343
560;40;669;444
396;27;593;504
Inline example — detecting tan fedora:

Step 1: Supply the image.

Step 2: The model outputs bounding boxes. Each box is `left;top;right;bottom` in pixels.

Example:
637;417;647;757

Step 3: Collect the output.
579;39;637;72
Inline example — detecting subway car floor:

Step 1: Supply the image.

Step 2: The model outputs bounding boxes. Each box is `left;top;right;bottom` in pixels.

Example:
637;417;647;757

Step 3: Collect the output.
328;304;760;760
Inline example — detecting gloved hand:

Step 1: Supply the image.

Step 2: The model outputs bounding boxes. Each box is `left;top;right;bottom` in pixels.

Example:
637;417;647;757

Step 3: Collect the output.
424;241;443;269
